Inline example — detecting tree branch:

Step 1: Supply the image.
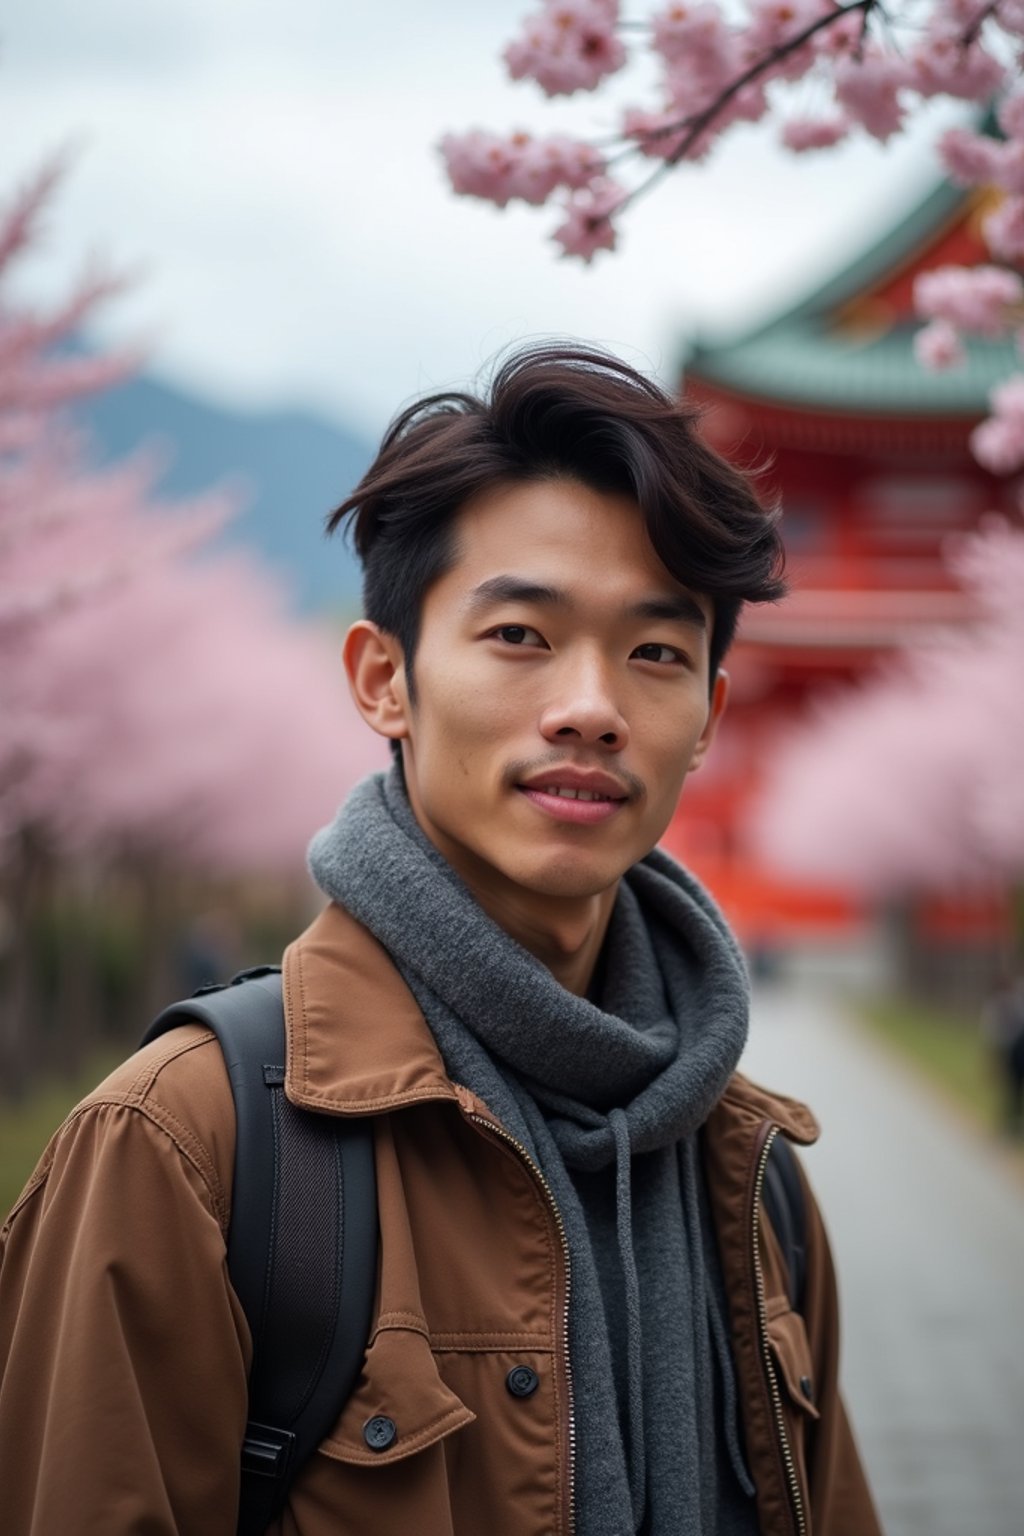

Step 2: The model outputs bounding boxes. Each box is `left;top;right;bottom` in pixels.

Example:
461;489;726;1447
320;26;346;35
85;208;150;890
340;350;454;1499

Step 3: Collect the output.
601;0;879;220
962;0;1000;47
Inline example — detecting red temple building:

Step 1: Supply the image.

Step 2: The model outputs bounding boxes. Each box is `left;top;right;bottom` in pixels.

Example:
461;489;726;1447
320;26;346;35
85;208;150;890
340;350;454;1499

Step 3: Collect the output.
663;178;1022;957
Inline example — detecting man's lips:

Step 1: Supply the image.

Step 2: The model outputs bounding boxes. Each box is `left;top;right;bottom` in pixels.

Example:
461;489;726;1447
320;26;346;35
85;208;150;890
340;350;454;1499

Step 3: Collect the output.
516;786;626;824
517;768;630;801
515;773;629;826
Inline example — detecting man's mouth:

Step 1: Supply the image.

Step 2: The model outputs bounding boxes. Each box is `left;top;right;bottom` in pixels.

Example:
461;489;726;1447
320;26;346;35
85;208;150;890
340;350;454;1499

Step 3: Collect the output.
515;783;627;824
530;785;619;802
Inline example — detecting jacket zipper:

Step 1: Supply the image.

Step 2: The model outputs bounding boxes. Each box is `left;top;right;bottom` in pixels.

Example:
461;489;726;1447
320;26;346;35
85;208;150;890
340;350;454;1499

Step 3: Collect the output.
753;1124;806;1536
465;1110;576;1536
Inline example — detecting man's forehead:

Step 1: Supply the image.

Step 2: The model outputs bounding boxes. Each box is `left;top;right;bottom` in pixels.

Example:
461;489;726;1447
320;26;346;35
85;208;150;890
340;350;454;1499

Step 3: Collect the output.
443;477;714;627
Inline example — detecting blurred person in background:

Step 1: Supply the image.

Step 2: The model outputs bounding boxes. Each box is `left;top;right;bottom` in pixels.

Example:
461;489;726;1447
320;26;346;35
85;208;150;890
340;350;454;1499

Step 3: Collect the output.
0;343;880;1535
176;907;243;996
981;969;1024;1137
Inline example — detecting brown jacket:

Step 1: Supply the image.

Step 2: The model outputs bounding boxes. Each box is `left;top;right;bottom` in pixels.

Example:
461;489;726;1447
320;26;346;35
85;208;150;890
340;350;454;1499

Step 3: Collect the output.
0;903;881;1535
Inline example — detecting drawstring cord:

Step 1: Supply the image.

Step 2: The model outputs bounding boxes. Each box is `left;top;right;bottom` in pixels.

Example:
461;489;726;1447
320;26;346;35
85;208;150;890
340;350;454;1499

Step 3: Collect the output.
610;1107;647;1531
521;1086;755;1520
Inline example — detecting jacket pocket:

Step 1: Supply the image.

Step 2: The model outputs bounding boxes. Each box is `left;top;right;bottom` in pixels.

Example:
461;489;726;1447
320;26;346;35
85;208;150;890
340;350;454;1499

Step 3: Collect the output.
766;1306;820;1423
318;1320;476;1468
765;1304;819;1534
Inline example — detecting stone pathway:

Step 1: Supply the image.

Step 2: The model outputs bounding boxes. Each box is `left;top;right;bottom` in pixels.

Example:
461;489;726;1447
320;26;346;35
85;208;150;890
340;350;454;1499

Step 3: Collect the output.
741;981;1024;1536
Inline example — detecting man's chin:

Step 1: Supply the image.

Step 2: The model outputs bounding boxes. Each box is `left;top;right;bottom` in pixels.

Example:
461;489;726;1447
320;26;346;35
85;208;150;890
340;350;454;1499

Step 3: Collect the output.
510;854;627;903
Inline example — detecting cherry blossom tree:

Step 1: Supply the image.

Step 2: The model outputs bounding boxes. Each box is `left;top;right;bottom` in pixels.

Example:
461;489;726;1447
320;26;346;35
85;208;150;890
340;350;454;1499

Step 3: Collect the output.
748;520;1024;896
1;159;382;875
441;1;1024;471
0;159;385;1092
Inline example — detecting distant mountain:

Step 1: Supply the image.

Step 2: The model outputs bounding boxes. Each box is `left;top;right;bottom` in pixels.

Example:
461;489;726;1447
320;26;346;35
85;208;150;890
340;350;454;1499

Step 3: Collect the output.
78;372;374;613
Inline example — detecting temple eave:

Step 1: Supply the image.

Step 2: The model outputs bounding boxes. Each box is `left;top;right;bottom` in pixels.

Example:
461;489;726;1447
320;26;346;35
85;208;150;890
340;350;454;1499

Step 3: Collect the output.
684;377;982;457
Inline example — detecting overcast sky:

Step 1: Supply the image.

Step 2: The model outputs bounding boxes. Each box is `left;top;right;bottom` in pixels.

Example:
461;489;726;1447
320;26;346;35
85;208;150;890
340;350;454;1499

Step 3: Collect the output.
5;0;965;440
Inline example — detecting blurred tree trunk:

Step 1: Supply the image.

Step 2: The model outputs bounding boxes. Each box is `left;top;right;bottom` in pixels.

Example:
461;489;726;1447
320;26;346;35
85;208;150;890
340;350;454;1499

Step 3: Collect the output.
126;847;182;1027
0;827;52;1100
51;861;102;1081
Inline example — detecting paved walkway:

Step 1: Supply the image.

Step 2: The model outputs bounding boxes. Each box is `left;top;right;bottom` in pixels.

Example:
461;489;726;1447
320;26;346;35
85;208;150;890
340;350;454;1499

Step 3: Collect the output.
741;982;1024;1536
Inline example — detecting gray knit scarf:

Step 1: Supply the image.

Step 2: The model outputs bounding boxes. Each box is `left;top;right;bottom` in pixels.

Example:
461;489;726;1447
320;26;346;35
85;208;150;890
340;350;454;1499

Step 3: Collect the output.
309;768;758;1535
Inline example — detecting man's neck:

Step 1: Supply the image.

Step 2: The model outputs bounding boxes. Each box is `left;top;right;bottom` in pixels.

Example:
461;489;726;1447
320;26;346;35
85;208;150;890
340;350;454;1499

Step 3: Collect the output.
465;880;619;998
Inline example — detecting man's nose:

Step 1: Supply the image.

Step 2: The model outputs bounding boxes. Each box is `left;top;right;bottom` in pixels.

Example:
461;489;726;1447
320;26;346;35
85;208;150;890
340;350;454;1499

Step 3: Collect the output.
537;655;629;750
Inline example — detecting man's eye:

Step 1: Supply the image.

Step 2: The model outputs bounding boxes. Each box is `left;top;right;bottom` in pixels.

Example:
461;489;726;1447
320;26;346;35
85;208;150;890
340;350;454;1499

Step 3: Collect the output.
633;642;683;664
494;625;544;646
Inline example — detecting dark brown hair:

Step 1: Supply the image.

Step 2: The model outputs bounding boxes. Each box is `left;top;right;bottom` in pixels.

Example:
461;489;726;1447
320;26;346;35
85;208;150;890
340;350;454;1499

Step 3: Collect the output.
328;342;785;699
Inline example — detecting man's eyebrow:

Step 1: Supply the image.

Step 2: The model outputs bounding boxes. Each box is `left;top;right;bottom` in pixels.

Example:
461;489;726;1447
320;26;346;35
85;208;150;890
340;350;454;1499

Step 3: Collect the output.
464;576;706;629
628;594;707;629
464;576;567;613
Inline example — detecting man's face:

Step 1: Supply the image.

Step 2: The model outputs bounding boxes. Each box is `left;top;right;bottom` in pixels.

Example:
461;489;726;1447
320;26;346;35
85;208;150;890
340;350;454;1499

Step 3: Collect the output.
378;478;725;905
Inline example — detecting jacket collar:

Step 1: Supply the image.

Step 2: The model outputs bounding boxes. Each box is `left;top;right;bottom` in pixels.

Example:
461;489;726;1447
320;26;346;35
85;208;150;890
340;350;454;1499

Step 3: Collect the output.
715;1071;820;1146
283;902;458;1115
283;901;820;1144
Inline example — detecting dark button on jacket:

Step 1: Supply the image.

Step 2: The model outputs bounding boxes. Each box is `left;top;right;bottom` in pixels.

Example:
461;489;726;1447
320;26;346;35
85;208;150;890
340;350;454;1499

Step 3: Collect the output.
363;1415;397;1450
506;1365;540;1398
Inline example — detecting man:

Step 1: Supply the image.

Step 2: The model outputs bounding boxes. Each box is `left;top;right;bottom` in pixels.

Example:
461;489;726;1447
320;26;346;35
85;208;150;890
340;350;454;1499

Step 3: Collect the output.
981;971;1024;1136
0;343;880;1534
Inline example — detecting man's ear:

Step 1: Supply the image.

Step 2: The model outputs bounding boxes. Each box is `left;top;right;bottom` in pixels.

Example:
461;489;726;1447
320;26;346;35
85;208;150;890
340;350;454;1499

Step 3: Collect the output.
343;621;411;742
687;669;729;775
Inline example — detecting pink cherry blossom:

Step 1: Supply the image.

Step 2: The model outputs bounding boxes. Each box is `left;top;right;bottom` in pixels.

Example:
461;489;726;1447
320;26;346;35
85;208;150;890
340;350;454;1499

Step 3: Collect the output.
833;48;910;141
504;1;626;97
740;0;832;82
914;317;966;370
439;131;518;206
934;0;1000;26
651;2;732;65
908;25;1006;102
994;140;1024;197
0;171;137;417
1;159;388;873
983;195;1024;263
443;0;1024;463
655;7;765;156
946;131;1024;203
938;125;1003;187
811;7;868;58
939;131;1024;198
969;417;1024;475
447;0;1023;215
970;373;1024;474
551;177;624;261
750;524;1024;892
623;106;692;161
503;141;564;205
0;159;69;274
781;114;849;152
441;130;604;208
914;264;1023;337
727;80;770;125
999;92;1024;142
658;4;743;117
543;133;608;188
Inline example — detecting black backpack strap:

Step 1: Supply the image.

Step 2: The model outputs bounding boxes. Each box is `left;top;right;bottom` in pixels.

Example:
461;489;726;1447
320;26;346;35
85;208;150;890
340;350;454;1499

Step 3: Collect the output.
761;1134;807;1314
143;967;378;1535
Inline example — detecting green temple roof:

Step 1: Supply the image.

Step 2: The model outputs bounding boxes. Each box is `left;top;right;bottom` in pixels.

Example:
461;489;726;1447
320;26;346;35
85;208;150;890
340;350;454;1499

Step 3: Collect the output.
683;181;1020;416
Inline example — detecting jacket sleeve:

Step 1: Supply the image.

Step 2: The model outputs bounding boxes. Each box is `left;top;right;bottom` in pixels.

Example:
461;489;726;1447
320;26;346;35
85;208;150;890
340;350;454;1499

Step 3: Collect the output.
797;1157;884;1536
0;1091;250;1536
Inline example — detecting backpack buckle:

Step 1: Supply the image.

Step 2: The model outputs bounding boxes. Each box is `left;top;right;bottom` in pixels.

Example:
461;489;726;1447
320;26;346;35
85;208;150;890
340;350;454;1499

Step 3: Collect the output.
241;1422;296;1479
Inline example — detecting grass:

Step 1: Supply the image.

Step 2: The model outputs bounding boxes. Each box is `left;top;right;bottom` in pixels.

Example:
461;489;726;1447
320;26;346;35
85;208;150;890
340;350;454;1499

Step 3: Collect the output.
858;994;1009;1137
0;1051;122;1219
